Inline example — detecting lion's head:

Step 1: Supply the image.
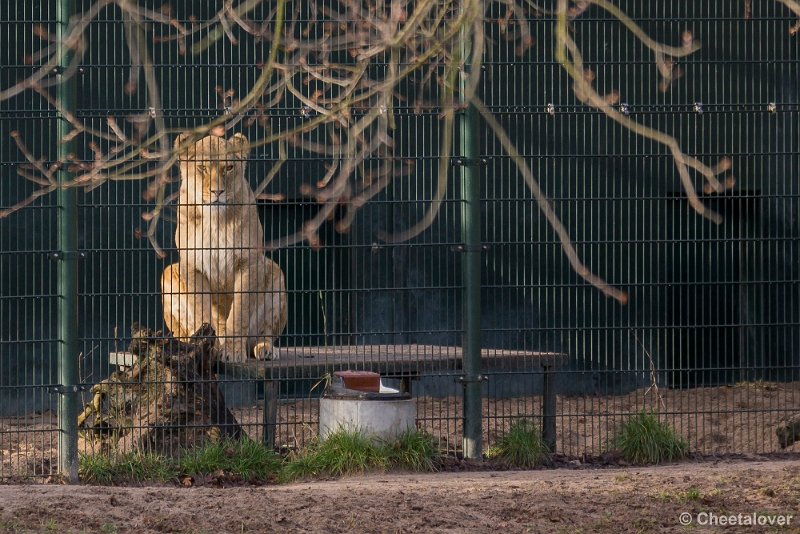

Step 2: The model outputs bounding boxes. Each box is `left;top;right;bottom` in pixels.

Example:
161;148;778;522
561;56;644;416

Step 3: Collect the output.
174;133;251;209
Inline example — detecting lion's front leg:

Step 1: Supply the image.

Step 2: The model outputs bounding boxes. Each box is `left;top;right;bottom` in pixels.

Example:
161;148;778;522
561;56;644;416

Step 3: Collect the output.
252;259;288;360
219;257;287;362
162;263;226;341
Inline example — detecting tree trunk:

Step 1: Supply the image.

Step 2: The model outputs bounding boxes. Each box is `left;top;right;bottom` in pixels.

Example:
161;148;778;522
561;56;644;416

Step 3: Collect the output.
78;324;242;456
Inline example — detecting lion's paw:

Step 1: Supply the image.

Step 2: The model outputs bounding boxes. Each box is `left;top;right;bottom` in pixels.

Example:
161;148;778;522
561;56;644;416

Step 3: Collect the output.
254;341;278;361
216;340;248;363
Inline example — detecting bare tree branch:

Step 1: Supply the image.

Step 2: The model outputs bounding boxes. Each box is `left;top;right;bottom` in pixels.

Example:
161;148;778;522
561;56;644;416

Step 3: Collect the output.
4;0;784;303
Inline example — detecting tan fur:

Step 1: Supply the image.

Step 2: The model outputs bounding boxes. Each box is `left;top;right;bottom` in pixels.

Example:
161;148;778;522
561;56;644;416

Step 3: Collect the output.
161;133;287;362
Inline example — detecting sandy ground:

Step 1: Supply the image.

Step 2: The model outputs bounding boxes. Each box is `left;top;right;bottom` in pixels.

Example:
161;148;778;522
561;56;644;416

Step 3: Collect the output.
0;459;799;533
259;380;800;456
3;381;800;478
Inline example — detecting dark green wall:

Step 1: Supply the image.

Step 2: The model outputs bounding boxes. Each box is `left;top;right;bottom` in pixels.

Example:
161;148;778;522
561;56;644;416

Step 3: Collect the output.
1;1;799;414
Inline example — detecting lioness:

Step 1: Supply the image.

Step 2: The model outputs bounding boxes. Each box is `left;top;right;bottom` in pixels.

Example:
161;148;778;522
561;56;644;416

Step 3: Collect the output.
161;133;287;362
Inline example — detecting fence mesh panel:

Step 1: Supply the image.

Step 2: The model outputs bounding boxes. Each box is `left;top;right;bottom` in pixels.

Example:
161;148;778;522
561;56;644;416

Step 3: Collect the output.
1;0;799;479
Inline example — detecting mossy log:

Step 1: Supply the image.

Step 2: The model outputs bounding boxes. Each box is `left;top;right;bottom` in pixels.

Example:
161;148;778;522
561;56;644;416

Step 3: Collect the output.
78;323;242;456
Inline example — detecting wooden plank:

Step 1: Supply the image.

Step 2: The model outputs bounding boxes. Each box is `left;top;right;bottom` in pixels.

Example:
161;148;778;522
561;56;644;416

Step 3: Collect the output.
217;345;568;380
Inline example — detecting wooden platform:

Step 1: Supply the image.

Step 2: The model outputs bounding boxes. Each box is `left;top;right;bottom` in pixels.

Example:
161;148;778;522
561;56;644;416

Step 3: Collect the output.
215;344;568;380
111;344;568;451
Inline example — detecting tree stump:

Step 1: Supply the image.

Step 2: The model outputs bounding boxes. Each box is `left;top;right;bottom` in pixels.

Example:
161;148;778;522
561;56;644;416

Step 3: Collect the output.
78;323;242;456
776;415;800;449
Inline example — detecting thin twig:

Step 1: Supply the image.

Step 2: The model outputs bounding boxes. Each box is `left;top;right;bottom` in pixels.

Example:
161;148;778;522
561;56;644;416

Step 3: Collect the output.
630;329;665;411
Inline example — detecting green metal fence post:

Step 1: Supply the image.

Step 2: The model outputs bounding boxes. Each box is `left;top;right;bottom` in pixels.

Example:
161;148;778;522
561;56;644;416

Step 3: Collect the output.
56;0;80;483
459;32;483;460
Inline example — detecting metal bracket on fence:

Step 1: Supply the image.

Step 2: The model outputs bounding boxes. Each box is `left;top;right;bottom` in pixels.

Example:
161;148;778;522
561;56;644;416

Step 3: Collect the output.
48;251;86;261
49;384;87;395
451;244;490;253
452;157;489;167
456;374;488;385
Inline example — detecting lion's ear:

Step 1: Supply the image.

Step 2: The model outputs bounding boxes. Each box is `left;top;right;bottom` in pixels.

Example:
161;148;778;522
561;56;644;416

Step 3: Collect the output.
230;133;250;159
174;132;193;161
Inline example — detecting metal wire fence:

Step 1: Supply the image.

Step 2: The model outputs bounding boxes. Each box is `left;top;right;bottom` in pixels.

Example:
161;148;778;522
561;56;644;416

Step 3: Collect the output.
1;0;799;479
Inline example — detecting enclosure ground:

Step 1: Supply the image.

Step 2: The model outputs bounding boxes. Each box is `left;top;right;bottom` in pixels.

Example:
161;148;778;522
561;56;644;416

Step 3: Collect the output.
0;459;797;533
3;381;800;478
255;380;800;456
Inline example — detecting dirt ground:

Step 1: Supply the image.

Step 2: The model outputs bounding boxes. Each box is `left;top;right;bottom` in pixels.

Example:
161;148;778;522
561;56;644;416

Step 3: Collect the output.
3;381;800;478
2;382;800;532
0;459;798;533
258;380;800;456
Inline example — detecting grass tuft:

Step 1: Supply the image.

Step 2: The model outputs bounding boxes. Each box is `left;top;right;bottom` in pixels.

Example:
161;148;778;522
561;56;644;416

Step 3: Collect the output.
179;437;282;481
382;429;439;472
80;430;440;485
315;428;387;476
488;419;551;468
610;411;688;465
279;449;325;483
78;453;117;485
281;427;439;482
289;428;386;481
79;451;175;484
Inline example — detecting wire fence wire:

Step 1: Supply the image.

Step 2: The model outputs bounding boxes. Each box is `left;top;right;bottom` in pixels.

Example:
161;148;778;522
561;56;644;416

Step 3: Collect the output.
1;0;799;479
